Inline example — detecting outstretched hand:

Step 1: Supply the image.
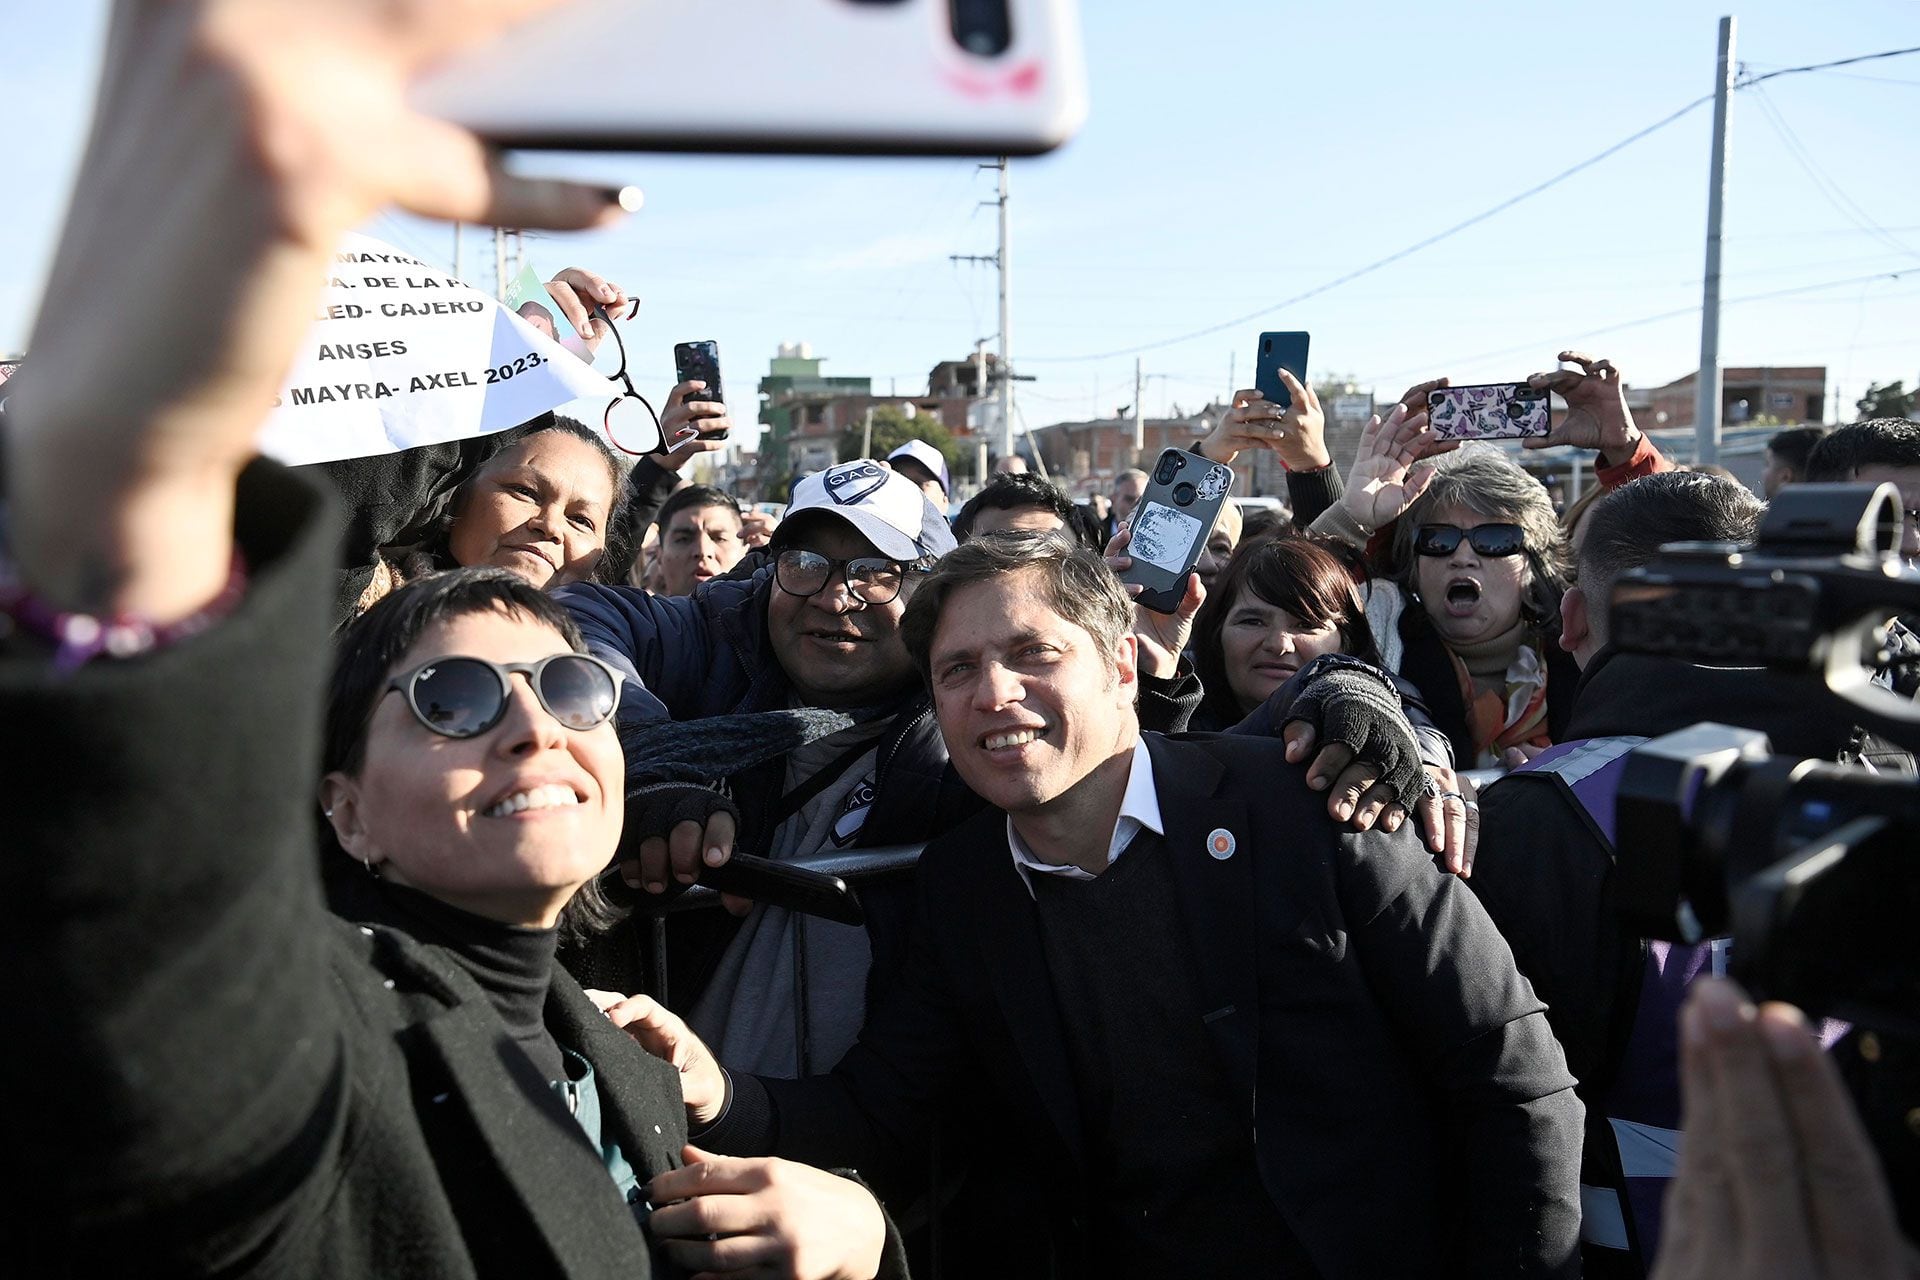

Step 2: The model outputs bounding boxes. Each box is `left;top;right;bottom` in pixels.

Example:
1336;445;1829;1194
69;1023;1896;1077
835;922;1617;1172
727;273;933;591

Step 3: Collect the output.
545;267;636;359
1525;351;1642;464
1202;373;1329;471
1336;404;1455;534
1104;523;1204;677
8;0;632;620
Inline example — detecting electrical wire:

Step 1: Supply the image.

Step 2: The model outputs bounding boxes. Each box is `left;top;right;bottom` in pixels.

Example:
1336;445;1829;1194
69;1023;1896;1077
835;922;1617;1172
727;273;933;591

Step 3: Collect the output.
1024;43;1920;367
1022;93;1714;364
1745;81;1920;264
1358;267;1912;385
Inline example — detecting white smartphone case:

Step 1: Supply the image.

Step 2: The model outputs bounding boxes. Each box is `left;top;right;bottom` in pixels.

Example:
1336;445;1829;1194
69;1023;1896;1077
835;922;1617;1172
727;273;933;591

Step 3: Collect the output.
412;0;1088;156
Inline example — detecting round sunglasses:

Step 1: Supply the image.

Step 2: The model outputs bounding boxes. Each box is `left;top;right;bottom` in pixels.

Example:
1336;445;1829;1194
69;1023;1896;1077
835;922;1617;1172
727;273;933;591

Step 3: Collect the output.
385;653;623;739
1413;523;1527;558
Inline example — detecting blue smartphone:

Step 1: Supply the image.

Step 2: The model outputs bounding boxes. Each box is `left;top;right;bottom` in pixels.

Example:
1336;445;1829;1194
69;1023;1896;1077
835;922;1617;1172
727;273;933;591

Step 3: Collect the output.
1254;331;1311;408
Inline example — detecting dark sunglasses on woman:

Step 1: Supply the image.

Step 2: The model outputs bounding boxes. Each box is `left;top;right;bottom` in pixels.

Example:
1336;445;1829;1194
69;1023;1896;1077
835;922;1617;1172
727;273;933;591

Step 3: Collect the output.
1413;523;1527;558
387;653;623;739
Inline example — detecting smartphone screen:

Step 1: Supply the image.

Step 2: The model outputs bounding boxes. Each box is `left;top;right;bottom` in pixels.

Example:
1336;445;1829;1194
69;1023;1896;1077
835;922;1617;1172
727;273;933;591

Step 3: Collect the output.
1426;383;1552;441
1119;448;1235;614
1254;331;1311;409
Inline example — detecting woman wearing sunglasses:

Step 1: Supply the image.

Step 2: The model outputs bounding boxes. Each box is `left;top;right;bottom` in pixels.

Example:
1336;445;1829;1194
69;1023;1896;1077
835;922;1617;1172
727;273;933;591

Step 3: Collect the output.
2;1;899;1273
1316;407;1576;770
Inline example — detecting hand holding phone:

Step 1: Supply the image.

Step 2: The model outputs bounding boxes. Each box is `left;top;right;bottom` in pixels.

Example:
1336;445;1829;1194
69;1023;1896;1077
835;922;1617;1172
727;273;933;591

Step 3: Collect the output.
1253;331;1311;409
1117;449;1235;614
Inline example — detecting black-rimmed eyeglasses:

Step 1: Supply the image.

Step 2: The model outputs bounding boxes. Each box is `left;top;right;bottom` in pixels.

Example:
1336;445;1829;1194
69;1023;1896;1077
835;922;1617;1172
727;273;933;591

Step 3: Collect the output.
773;550;920;605
594;300;666;457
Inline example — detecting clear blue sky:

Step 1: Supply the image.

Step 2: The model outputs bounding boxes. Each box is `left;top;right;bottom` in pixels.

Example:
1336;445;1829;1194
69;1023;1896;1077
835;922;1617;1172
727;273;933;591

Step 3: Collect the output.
6;1;1917;448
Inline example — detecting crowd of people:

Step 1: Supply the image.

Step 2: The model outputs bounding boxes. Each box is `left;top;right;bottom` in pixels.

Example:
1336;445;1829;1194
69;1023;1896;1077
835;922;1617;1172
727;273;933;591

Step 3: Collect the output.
6;3;1920;1278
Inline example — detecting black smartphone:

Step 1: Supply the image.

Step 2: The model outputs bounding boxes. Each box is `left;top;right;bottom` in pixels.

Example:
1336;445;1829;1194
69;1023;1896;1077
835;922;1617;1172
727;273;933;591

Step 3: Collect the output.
1253;331;1311;408
672;340;727;440
1118;448;1235;614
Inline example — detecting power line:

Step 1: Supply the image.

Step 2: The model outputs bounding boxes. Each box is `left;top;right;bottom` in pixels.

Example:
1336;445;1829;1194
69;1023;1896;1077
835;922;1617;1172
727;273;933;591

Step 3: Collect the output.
1740;45;1920;88
1025;42;1920;368
1358;267;1912;386
1023;92;1714;364
1745;82;1920;264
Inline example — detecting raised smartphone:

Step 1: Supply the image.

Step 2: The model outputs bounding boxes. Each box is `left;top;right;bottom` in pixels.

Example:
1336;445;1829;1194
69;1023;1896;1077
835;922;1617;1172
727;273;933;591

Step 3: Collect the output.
1119;448;1235;614
411;0;1088;156
1253;331;1311;409
1426;383;1552;441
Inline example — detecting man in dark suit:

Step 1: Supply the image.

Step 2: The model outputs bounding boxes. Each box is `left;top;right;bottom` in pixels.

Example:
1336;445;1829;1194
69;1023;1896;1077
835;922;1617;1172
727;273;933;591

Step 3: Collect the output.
619;531;1584;1278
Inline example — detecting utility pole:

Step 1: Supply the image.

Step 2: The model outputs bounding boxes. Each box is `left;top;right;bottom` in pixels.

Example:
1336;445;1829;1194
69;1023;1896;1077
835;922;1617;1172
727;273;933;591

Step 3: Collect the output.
861;407;874;461
493;226;508;301
952;158;1015;463
1694;15;1736;465
1132;357;1145;456
1228;351;1236;401
974;337;990;483
995;157;1013;464
453;222;464;283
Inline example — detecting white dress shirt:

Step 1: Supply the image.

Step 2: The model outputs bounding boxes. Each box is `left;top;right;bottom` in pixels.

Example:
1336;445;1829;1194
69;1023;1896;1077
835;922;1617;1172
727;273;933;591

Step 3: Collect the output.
1007;738;1163;896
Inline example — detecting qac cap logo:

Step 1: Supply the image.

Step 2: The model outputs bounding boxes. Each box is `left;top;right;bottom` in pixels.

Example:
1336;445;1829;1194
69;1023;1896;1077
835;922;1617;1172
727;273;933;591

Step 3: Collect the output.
824;461;887;506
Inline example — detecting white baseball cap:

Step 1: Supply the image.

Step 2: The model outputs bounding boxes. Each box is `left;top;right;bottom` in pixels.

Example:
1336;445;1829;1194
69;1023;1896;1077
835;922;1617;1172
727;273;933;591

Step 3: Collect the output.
784;460;958;563
886;439;952;496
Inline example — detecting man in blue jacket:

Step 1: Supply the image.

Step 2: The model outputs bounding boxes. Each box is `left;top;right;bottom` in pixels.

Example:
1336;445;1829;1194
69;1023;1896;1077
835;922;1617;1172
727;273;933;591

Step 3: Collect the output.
558;459;970;1076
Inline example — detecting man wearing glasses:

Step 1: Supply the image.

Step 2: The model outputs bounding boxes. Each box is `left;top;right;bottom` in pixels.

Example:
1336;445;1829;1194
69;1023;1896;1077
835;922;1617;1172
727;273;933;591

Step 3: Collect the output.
557;459;969;1078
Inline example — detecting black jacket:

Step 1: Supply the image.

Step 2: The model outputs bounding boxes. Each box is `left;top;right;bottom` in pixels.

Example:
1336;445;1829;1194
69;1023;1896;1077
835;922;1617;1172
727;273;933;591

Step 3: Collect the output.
555;576;1198;1005
1473;646;1873;1087
0;465;700;1277
703;733;1585;1279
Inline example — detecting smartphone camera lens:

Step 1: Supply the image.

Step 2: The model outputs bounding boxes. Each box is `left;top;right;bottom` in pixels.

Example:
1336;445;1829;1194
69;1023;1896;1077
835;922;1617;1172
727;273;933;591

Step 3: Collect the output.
951;0;1012;56
1172;482;1197;507
1506;401;1526;420
1154;456;1181;485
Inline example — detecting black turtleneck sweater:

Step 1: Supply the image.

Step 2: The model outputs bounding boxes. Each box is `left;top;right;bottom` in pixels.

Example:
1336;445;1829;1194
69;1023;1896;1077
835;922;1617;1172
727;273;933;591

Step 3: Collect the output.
344;879;567;1081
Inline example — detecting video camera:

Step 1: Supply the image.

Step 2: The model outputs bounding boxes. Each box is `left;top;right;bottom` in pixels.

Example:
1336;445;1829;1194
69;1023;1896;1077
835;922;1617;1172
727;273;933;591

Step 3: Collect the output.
1606;483;1920;1031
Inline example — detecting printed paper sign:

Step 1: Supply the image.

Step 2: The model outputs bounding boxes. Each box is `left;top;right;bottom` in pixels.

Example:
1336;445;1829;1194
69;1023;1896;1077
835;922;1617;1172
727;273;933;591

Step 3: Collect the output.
257;233;618;466
1129;502;1204;575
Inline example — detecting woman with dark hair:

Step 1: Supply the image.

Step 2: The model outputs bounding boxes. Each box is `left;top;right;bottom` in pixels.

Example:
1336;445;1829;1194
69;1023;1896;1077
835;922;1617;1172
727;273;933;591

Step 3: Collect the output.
1185;533;1476;870
1189;533;1383;731
339;413;629;618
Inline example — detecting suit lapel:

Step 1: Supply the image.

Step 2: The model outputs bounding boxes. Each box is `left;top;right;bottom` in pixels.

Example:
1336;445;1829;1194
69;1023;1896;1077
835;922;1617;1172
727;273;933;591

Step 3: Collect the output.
547;973;688;1179
416;1002;639;1275
1145;735;1261;1111
969;824;1090;1171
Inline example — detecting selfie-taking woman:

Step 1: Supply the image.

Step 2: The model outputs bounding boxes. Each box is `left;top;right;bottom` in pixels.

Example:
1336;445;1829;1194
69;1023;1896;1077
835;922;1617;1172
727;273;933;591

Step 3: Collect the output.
3;2;898;1274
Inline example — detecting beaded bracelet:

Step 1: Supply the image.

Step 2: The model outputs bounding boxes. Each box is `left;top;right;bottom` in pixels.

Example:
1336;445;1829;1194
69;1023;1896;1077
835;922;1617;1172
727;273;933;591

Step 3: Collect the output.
0;549;249;674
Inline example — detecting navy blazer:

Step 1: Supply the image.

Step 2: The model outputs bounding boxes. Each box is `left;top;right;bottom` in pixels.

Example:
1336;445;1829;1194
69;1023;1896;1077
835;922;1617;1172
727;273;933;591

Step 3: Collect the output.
708;731;1585;1278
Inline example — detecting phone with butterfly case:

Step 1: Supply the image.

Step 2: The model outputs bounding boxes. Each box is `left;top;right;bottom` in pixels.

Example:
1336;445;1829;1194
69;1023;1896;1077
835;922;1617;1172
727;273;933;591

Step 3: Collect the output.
1426;383;1552;441
413;0;1087;156
1119;448;1235;614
